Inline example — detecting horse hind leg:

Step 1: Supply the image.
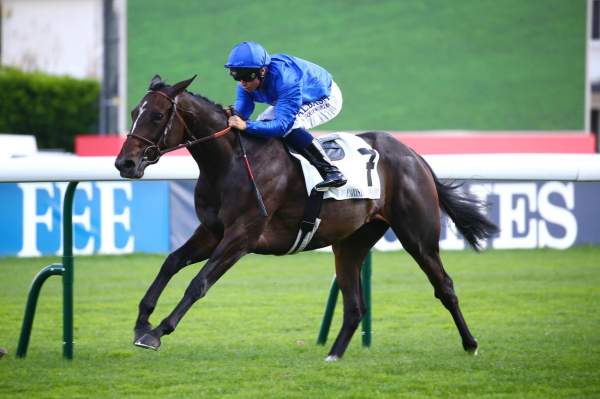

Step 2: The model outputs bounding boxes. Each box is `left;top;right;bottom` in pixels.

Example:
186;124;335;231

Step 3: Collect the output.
435;265;479;354
421;251;478;354
326;220;388;361
393;220;478;354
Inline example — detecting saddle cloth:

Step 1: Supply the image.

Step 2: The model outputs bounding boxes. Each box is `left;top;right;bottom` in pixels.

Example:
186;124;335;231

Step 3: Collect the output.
289;132;381;200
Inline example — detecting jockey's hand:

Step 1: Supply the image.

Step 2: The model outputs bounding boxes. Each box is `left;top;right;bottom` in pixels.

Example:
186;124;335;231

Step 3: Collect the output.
228;115;247;130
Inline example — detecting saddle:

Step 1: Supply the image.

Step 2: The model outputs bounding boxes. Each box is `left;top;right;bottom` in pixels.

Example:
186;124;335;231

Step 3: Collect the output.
319;137;345;161
286;133;381;254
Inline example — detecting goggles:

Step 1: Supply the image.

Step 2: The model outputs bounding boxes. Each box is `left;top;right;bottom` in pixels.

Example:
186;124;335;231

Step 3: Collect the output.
229;68;260;82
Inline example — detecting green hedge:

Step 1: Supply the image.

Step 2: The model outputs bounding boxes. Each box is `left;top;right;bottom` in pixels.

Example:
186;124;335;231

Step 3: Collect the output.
0;67;99;151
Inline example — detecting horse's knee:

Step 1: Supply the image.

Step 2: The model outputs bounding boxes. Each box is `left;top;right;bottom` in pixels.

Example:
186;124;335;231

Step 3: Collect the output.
344;304;364;327
160;252;185;275
359;302;367;318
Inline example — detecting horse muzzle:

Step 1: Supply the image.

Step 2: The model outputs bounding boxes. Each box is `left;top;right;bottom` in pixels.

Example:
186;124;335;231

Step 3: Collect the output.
115;156;146;179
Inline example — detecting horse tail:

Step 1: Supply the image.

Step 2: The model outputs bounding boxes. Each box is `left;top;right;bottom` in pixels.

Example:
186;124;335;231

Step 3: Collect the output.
418;155;499;250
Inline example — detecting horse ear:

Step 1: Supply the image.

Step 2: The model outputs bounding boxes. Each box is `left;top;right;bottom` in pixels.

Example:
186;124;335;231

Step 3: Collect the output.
169;75;197;97
149;74;163;89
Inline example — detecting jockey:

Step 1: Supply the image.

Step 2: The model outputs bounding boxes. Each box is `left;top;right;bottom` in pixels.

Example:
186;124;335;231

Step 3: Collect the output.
225;41;347;192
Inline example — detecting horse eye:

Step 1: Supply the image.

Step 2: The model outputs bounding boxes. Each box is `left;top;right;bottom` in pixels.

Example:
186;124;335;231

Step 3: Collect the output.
152;112;164;120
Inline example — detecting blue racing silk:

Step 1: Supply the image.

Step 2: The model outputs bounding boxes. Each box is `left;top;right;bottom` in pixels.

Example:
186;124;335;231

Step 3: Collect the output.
234;54;332;137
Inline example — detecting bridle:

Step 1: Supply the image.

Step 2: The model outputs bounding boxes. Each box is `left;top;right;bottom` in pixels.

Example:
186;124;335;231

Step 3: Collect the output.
126;88;267;216
127;90;231;164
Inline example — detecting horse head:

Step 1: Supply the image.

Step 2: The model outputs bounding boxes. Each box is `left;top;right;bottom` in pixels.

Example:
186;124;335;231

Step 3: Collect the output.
115;74;196;178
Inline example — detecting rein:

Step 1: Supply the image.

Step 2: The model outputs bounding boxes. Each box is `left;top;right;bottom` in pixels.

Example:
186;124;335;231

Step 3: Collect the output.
127;90;267;216
127;90;232;163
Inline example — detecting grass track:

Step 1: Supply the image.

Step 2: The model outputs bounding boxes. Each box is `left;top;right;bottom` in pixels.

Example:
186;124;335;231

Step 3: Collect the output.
1;248;599;398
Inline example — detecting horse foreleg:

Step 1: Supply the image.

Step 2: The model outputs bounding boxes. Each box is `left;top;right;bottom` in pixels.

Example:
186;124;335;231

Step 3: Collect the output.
134;224;219;343
326;221;388;361
326;254;363;361
134;226;249;350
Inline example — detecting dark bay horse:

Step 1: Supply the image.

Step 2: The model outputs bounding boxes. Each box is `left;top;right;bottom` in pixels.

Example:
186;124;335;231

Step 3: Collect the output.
115;75;498;361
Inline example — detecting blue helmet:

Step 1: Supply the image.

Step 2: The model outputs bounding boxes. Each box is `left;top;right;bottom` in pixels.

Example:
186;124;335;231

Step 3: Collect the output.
224;42;271;68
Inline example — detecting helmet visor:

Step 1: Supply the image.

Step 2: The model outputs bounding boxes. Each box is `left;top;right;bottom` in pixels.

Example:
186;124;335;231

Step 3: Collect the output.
229;68;260;82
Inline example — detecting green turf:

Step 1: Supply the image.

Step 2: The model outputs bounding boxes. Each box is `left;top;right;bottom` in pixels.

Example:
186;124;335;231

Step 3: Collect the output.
128;0;586;131
0;248;599;398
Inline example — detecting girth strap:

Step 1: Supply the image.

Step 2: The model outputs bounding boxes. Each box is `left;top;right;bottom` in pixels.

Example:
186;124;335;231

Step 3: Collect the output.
286;188;325;254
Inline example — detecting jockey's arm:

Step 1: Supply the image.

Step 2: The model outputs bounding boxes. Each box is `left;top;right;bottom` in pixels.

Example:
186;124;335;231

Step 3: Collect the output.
245;83;302;137
233;85;255;120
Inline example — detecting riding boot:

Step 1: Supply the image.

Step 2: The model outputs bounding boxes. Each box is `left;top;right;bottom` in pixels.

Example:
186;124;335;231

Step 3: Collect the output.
299;140;347;191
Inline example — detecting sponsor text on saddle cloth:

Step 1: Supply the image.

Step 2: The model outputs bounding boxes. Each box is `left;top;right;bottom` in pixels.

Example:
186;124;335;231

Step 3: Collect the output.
289;132;381;200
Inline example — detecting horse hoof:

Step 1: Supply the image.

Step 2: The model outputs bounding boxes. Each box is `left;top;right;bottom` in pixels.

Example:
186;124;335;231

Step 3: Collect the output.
134;333;161;351
466;347;479;356
133;325;152;344
464;338;478;356
324;355;339;362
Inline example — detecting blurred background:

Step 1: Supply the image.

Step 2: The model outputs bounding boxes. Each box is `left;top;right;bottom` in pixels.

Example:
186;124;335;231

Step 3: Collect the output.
126;0;586;132
0;0;591;142
0;0;598;256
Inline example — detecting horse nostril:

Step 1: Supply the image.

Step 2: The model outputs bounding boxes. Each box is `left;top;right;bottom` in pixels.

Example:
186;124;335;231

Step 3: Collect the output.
116;158;136;171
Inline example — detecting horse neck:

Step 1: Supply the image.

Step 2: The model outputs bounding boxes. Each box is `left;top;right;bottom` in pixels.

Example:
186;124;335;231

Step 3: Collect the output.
182;97;236;179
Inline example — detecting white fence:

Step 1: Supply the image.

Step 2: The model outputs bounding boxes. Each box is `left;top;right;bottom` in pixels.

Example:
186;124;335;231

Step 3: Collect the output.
1;153;600;182
1;153;599;256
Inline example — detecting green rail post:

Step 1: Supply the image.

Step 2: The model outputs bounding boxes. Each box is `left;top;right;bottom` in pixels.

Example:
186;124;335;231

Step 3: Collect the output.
360;251;372;347
316;251;373;347
316;276;339;345
16;181;78;359
16;264;65;357
62;181;78;359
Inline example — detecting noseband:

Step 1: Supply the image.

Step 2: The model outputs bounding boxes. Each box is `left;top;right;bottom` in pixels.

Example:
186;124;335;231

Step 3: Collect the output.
127;90;231;164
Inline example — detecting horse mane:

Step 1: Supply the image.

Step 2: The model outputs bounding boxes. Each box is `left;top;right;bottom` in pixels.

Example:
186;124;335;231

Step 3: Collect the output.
185;90;228;119
149;77;228;119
